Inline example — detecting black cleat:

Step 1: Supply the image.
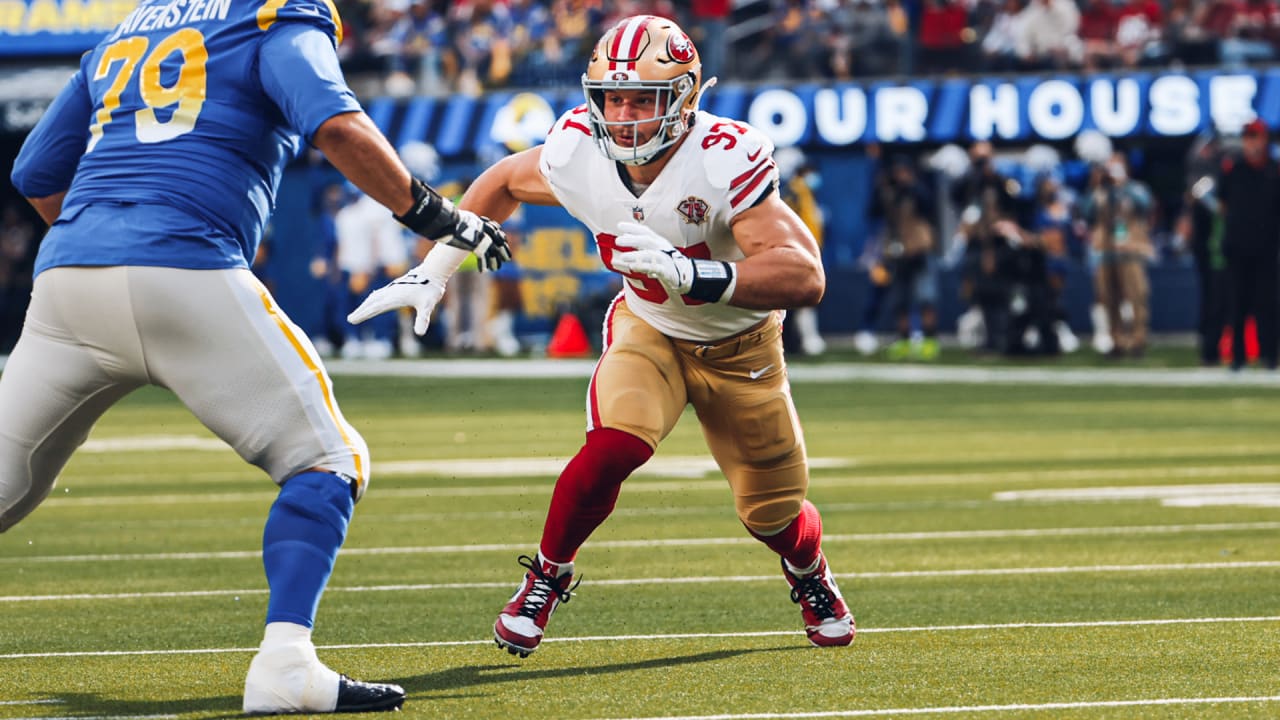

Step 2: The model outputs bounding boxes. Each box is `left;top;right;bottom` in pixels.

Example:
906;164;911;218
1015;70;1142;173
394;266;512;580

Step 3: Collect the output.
495;638;531;658
335;675;406;713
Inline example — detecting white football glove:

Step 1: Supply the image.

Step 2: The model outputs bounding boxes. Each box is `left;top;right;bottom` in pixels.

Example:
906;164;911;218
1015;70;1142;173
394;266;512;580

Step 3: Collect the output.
347;265;446;336
611;221;736;303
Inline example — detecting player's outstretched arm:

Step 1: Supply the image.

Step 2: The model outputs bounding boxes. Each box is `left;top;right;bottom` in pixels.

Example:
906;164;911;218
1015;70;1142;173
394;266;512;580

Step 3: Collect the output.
313;111;510;275
348;146;556;335
456;147;560;219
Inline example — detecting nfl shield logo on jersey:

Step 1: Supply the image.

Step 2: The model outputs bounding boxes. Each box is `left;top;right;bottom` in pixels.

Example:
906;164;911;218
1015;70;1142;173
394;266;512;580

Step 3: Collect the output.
676;196;709;225
632;206;645;220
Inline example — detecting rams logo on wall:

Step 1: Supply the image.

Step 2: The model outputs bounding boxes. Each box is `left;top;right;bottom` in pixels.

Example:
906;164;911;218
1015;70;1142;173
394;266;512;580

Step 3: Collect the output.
489;92;557;154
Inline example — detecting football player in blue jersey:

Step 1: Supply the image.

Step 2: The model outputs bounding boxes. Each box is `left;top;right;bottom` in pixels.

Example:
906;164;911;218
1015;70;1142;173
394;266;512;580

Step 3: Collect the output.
5;0;511;713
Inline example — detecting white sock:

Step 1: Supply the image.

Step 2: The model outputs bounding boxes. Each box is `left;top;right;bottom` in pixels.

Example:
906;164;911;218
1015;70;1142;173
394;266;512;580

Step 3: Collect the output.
261;621;312;650
786;554;822;576
536;550;573;576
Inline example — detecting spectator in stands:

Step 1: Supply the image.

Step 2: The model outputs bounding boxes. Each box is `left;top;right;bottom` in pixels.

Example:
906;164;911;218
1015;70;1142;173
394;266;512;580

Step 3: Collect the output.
1217;118;1280;370
1223;0;1280;64
830;0;908;77
550;0;605;71
884;0;914;73
772;0;830;79
506;0;574;86
1180;0;1241;65
508;0;554;62
383;0;452;95
917;0;973;74
687;0;733;81
1078;0;1120;68
1015;0;1081;69
603;0;678;28
332;0;388;74
1114;0;1164;66
452;0;516;94
979;0;1025;71
1077;153;1156;358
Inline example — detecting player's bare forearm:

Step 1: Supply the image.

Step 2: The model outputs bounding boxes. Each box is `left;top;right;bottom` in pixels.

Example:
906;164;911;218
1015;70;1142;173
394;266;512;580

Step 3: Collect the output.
732;246;825;309
26;192;66;225
312;111;415;216
459;148;559;221
728;195;825;309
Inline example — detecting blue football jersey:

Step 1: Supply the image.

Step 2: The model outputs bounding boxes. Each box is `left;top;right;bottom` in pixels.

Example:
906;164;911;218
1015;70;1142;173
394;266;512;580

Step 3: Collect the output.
11;0;363;275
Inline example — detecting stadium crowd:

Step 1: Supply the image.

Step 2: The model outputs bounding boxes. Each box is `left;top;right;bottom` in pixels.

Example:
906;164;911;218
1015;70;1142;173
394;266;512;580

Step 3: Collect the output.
331;0;1280;97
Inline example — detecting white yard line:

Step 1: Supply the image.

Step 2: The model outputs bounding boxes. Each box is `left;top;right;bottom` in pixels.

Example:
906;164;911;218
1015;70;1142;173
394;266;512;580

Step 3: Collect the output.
2;561;1276;604
5;716;175;720
0;616;1275;660
593;695;1280;720
35;465;1280;509
2;521;1276;564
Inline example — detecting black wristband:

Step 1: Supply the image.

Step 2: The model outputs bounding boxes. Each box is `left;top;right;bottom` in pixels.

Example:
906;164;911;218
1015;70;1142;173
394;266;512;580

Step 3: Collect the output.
687;259;735;303
393;177;458;240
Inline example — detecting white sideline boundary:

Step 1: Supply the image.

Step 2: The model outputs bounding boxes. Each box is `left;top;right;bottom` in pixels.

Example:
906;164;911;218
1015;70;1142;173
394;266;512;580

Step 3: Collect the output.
596;695;1280;720
8;356;1278;388
321;358;1280;387
0;615;1275;660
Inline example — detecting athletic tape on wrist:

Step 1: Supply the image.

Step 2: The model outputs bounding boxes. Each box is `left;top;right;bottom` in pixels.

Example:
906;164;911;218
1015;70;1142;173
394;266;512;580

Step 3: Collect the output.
394;177;458;240
688;259;736;303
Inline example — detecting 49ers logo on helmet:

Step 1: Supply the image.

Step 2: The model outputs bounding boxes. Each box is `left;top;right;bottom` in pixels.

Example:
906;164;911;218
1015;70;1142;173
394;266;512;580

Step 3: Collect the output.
667;32;695;64
676;196;709;225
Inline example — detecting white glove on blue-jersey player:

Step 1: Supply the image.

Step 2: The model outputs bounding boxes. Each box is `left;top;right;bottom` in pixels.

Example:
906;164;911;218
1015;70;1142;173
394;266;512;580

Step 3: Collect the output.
347;265;446;336
611;221;736;303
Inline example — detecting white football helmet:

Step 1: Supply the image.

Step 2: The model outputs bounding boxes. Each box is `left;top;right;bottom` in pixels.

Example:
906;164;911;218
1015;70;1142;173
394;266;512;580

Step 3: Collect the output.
581;15;708;166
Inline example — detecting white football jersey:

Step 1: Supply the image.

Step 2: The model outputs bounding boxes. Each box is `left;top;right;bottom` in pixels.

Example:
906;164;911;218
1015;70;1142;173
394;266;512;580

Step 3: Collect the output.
335;194;410;275
540;107;779;342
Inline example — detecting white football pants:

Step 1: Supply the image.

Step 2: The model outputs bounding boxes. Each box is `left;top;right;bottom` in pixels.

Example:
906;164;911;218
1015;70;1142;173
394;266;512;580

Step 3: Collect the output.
0;266;369;532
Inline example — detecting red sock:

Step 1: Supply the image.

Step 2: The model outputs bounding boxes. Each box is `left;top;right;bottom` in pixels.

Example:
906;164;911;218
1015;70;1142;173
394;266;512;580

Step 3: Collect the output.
539;428;653;562
749;499;823;570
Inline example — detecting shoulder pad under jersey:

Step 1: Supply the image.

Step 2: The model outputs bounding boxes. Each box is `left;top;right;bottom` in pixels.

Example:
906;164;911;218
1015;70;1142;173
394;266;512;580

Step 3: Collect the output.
541;104;594;171
696;112;778;212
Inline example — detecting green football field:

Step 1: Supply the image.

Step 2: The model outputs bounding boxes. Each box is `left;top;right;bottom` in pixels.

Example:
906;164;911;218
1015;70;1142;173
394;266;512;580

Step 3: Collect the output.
1;360;1278;719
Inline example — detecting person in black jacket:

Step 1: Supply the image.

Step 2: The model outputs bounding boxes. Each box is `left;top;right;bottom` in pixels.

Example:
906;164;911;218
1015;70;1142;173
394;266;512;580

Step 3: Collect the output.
1182;134;1228;367
1217;118;1280;370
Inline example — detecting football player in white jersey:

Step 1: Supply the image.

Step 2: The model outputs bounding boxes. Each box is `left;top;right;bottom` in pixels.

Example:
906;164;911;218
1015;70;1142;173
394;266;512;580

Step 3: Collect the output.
349;14;854;653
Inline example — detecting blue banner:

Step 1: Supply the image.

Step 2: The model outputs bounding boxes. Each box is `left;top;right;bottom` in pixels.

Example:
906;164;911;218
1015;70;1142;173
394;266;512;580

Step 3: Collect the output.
0;0;134;55
372;68;1280;160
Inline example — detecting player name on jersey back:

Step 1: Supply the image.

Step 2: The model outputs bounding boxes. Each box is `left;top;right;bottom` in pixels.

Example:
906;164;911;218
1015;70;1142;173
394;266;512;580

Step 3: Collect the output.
106;0;232;41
